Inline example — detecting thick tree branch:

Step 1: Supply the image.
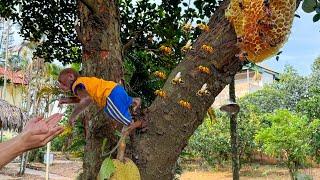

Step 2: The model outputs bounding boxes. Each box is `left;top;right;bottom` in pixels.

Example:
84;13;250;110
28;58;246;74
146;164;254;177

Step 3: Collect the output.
132;0;303;179
132;1;242;179
123;31;143;55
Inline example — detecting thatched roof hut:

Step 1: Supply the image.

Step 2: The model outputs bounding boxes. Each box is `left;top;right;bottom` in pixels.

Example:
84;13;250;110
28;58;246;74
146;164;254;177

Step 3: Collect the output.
0;99;28;132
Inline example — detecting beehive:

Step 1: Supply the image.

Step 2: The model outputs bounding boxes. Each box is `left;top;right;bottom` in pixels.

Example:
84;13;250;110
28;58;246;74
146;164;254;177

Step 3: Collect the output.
225;0;296;62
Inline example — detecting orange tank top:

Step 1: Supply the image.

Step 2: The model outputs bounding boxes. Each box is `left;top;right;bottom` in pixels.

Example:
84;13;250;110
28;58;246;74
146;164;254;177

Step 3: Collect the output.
72;77;117;108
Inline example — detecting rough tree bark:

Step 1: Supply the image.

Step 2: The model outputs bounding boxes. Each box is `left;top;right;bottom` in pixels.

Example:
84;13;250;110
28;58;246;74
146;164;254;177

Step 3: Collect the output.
77;0;124;179
79;0;301;179
132;1;243;179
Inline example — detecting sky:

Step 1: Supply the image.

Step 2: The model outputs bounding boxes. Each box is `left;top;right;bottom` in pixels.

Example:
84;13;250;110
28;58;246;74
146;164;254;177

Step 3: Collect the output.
8;2;320;76
261;7;320;76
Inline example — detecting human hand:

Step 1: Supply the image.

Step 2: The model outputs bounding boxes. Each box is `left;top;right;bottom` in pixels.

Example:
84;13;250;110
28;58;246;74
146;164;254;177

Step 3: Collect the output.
19;113;64;151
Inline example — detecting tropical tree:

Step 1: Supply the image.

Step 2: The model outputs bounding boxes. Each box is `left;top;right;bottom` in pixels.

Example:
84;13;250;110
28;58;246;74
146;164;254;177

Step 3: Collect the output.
255;110;320;179
187;112;231;166
296;57;320;163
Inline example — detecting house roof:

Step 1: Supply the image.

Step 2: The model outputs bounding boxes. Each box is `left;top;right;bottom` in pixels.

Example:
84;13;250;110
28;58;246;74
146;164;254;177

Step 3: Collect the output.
242;63;280;79
0;99;28;132
0;67;28;85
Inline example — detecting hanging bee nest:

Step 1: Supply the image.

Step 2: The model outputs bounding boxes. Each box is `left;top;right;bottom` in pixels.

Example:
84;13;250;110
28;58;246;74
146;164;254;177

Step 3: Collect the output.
225;0;296;62
0;99;28;132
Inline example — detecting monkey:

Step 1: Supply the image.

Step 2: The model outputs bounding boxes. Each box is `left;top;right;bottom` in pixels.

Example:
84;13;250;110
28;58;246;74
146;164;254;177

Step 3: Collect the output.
57;68;144;135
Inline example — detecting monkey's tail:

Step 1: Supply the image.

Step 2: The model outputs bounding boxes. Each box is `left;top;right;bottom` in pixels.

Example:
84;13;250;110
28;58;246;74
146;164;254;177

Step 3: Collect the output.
101;127;128;158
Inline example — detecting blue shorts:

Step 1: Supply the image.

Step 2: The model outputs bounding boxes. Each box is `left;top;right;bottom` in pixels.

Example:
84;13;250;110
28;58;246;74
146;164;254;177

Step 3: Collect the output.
103;85;133;126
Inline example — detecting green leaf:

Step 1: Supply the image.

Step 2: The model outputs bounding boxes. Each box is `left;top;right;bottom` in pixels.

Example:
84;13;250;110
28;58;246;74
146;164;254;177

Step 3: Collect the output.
313;13;320;22
98;158;115;180
302;0;317;13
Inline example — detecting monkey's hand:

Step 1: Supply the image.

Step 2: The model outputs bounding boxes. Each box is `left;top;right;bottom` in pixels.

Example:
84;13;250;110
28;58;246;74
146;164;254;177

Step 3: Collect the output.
58;97;80;107
58;98;68;107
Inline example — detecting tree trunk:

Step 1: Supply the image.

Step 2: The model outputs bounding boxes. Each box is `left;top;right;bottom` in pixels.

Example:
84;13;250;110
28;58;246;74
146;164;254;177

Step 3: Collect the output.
229;76;240;180
77;0;124;179
132;1;243;179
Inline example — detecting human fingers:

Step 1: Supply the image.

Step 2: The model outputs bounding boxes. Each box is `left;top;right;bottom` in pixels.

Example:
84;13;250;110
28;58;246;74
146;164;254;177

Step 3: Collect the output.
42;126;64;145
26;116;43;125
30;122;49;135
46;113;63;128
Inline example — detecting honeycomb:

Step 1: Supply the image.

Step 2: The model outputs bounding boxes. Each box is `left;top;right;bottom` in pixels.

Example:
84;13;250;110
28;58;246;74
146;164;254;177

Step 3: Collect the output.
225;0;296;62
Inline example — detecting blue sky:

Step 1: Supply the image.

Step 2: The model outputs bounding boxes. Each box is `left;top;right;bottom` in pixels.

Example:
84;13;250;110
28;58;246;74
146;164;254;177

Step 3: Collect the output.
261;7;320;76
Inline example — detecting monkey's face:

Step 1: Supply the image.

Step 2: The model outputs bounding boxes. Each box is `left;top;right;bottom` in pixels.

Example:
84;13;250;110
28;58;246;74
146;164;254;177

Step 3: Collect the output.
57;80;70;92
58;73;76;92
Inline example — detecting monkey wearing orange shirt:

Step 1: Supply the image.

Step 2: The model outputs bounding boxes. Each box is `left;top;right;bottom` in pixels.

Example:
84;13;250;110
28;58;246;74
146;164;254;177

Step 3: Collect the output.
57;68;143;135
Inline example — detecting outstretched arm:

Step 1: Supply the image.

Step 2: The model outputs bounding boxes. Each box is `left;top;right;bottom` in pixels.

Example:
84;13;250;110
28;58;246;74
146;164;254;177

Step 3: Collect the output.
0;114;63;169
68;89;93;125
59;97;80;105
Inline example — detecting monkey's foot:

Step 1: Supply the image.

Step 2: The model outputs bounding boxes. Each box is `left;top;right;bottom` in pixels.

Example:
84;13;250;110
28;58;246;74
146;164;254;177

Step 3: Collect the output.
131;97;141;115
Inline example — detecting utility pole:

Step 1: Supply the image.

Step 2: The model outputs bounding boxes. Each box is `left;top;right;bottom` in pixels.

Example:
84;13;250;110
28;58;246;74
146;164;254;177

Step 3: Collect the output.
229;77;240;180
220;76;240;180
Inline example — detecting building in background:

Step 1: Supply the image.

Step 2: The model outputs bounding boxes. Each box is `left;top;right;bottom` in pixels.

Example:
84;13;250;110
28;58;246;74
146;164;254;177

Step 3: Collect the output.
0;18;27;108
0;67;28;107
213;64;279;107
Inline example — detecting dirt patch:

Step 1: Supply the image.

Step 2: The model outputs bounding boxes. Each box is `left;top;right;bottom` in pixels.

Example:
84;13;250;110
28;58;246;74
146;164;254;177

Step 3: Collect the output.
0;157;82;180
180;165;320;180
0;164;43;180
180;170;232;180
27;160;82;178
